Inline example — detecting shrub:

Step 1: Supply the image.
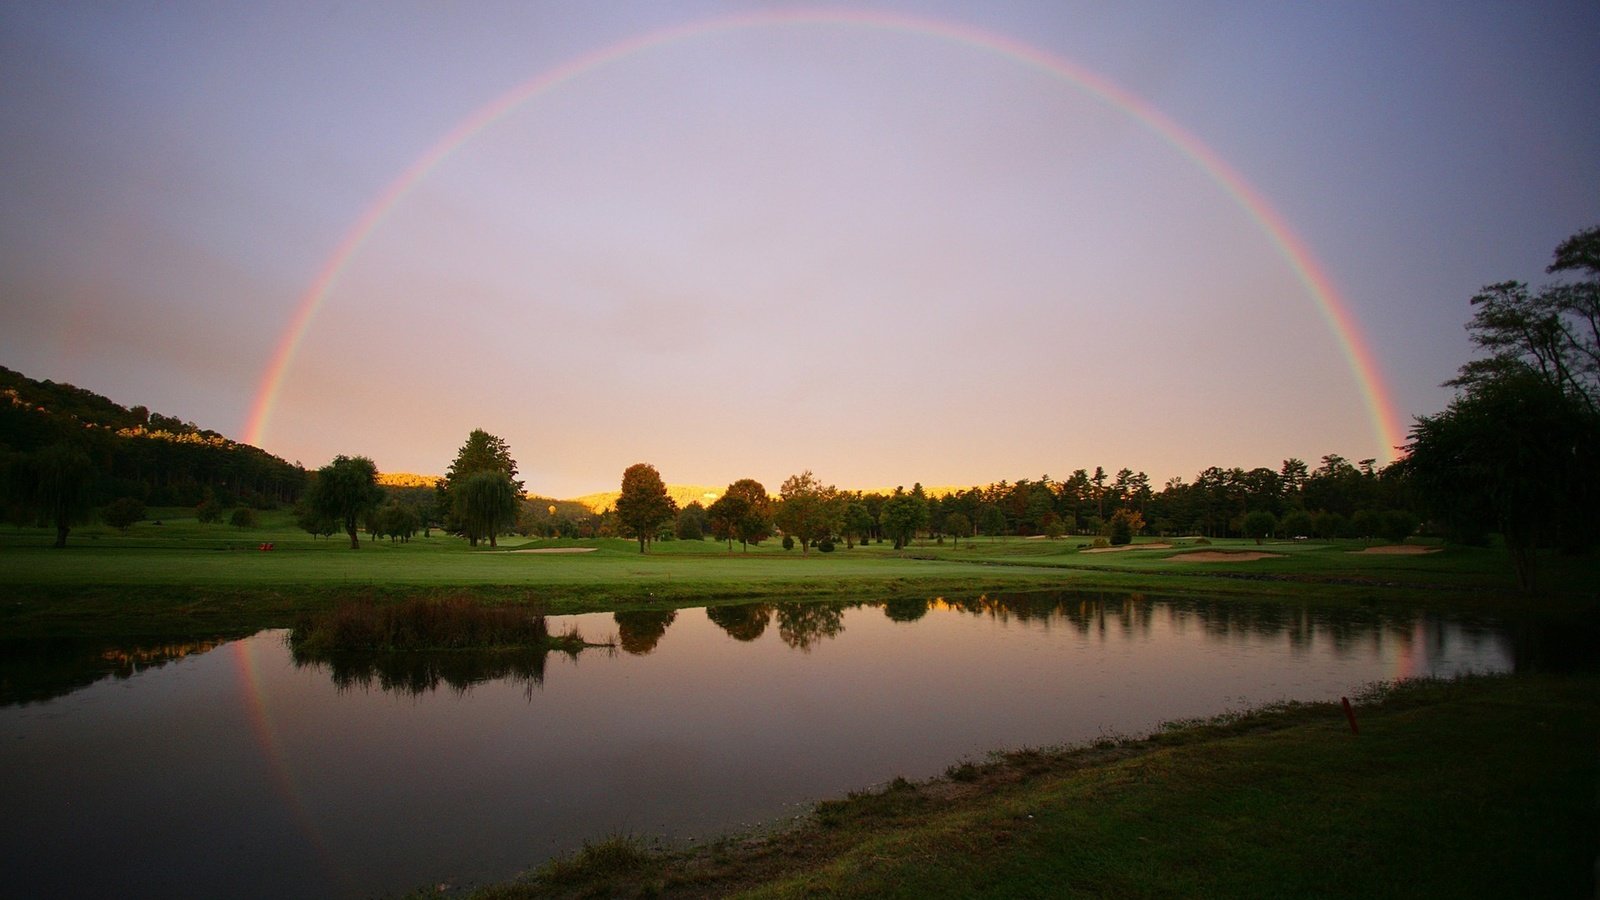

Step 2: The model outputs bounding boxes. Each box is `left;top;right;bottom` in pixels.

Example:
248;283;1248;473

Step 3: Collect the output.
782;535;795;551
229;507;258;529
818;537;835;552
195;496;223;524
102;497;146;533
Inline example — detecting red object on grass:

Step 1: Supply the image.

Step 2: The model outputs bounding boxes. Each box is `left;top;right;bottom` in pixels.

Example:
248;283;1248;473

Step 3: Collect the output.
1340;696;1359;735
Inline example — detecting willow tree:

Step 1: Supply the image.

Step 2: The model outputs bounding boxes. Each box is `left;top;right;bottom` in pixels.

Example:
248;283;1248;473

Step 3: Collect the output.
455;470;518;547
307;455;383;549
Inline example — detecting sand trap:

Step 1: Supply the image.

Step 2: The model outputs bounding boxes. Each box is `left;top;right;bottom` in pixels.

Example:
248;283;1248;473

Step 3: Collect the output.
1169;550;1282;562
505;547;598;554
1081;543;1173;554
1353;545;1441;555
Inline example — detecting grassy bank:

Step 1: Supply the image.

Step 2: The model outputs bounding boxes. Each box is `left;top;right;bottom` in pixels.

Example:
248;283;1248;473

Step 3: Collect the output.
468;673;1599;898
4;509;1593;639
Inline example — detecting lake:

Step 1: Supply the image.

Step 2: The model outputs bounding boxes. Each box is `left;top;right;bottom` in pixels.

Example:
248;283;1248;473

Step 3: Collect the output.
0;591;1515;898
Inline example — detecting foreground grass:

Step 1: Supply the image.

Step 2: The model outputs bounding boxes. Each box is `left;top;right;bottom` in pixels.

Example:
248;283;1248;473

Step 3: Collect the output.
468;674;1598;899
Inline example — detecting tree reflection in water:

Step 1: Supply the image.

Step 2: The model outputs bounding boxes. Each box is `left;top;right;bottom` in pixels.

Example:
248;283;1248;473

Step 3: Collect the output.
290;643;578;696
704;603;771;641
613;609;677;655
775;602;846;650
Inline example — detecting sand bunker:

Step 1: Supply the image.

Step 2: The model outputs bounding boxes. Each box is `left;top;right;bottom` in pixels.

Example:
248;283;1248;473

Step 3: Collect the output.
1169;550;1282;562
1352;545;1441;555
506;547;598;554
1081;543;1173;554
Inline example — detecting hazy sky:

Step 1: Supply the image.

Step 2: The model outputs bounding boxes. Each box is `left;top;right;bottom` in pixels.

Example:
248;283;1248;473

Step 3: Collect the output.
3;2;1596;498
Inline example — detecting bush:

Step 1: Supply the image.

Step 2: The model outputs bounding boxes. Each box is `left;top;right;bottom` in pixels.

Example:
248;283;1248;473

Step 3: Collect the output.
1380;509;1418;544
818;537;835;552
195;497;223;524
1243;510;1277;545
229;507;258;530
782;535;795;551
102;496;146;533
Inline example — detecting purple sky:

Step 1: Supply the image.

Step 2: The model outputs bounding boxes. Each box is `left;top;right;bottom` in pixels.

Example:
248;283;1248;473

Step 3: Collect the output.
3;2;1597;498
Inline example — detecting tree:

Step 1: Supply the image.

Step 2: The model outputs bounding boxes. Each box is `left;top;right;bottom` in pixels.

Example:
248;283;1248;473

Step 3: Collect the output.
1450;226;1599;417
943;512;971;547
774;470;840;554
1242;510;1277;545
377;501;419;542
676;501;708;540
1280;509;1315;539
441;429;523;537
843;502;874;548
1401;226;1600;591
1403;369;1595;591
880;486;927;550
102;496;145;533
979;504;1008;539
229;507;257;530
294;499;337;539
9;444;95;547
455;471;518;547
616;463;676;553
306;455;383;549
1107;508;1143;546
195;492;223;525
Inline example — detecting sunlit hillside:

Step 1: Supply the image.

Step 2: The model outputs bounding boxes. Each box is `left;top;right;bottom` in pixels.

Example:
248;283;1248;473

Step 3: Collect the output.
571;485;725;513
375;472;439;489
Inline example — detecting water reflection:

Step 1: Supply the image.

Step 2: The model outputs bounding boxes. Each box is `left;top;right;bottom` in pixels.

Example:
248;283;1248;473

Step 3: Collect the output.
0;590;1559;900
705;603;771;641
613;609;677;655
0;635;243;706
775;601;846;650
288;644;576;696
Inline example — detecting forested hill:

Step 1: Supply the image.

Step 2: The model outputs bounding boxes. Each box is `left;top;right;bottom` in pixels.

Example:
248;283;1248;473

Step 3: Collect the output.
0;364;304;507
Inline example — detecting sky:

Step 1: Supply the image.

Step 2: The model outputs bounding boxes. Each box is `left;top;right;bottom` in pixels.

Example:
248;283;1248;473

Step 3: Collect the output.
3;2;1597;499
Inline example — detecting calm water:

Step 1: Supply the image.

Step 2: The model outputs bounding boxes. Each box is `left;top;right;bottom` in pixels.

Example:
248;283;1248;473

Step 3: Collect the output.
1;592;1515;898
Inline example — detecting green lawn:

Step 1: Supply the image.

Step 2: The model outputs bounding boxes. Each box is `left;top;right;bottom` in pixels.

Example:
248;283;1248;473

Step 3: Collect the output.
2;509;1593;638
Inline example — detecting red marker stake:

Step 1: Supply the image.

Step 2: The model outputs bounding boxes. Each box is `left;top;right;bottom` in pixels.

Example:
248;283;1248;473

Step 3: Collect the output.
1340;696;1359;735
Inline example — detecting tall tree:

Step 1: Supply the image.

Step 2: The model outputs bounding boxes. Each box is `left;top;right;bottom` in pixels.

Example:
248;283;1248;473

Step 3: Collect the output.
440;429;522;536
707;478;772;552
616;463;676;553
307;455;383;549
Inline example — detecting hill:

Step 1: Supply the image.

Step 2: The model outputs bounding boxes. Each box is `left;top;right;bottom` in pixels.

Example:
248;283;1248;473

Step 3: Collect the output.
0;364;304;506
570;484;725;513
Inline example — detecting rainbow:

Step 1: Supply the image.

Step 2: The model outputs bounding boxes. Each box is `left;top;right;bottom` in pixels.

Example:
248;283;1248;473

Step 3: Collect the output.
244;8;1406;458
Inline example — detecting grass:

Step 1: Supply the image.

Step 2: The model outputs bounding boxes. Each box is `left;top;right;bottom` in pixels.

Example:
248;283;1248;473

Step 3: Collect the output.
461;673;1600;898
4;508;1593;640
